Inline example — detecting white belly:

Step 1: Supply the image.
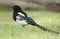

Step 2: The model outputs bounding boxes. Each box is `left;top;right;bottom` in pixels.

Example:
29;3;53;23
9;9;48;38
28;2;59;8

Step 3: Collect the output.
16;19;28;26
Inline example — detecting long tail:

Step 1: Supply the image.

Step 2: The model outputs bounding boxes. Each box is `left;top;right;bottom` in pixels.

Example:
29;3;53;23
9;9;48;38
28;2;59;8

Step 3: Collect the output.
34;24;60;34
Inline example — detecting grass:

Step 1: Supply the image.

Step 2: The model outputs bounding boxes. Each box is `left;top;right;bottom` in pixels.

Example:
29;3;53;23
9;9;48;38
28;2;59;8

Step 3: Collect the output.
0;8;60;39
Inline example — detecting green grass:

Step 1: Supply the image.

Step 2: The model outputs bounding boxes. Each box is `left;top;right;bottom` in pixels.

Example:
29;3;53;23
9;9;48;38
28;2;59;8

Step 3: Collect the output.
0;9;60;39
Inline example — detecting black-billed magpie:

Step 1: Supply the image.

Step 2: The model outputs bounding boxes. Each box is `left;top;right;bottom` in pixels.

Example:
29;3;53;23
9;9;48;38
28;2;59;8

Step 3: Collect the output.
11;5;59;34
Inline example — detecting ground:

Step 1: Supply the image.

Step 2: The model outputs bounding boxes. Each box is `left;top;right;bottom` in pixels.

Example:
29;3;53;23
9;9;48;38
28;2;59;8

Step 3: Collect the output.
0;8;60;39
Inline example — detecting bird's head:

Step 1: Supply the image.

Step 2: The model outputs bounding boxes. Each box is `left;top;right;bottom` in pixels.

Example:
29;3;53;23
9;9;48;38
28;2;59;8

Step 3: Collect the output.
11;5;22;12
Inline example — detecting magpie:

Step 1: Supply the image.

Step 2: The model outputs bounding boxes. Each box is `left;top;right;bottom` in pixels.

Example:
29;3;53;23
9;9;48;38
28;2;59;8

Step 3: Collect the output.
11;5;59;34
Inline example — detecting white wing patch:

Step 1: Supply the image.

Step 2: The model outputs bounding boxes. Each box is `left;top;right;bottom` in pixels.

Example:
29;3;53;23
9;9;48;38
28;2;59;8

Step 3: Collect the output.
18;12;25;17
16;19;28;26
16;16;21;19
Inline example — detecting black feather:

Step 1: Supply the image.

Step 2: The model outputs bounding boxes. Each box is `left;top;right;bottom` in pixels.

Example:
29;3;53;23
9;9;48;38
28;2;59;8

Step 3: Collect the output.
12;5;60;34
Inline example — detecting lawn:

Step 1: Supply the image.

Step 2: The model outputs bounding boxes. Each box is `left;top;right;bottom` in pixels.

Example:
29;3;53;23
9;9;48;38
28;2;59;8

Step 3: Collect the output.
0;8;60;39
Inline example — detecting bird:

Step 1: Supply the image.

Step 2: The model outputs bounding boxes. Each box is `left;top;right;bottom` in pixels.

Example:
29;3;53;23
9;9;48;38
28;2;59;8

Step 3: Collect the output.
11;5;59;34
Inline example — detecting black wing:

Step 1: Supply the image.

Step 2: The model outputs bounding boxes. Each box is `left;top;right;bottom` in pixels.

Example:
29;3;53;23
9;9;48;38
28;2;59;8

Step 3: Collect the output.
20;10;27;17
24;16;37;25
